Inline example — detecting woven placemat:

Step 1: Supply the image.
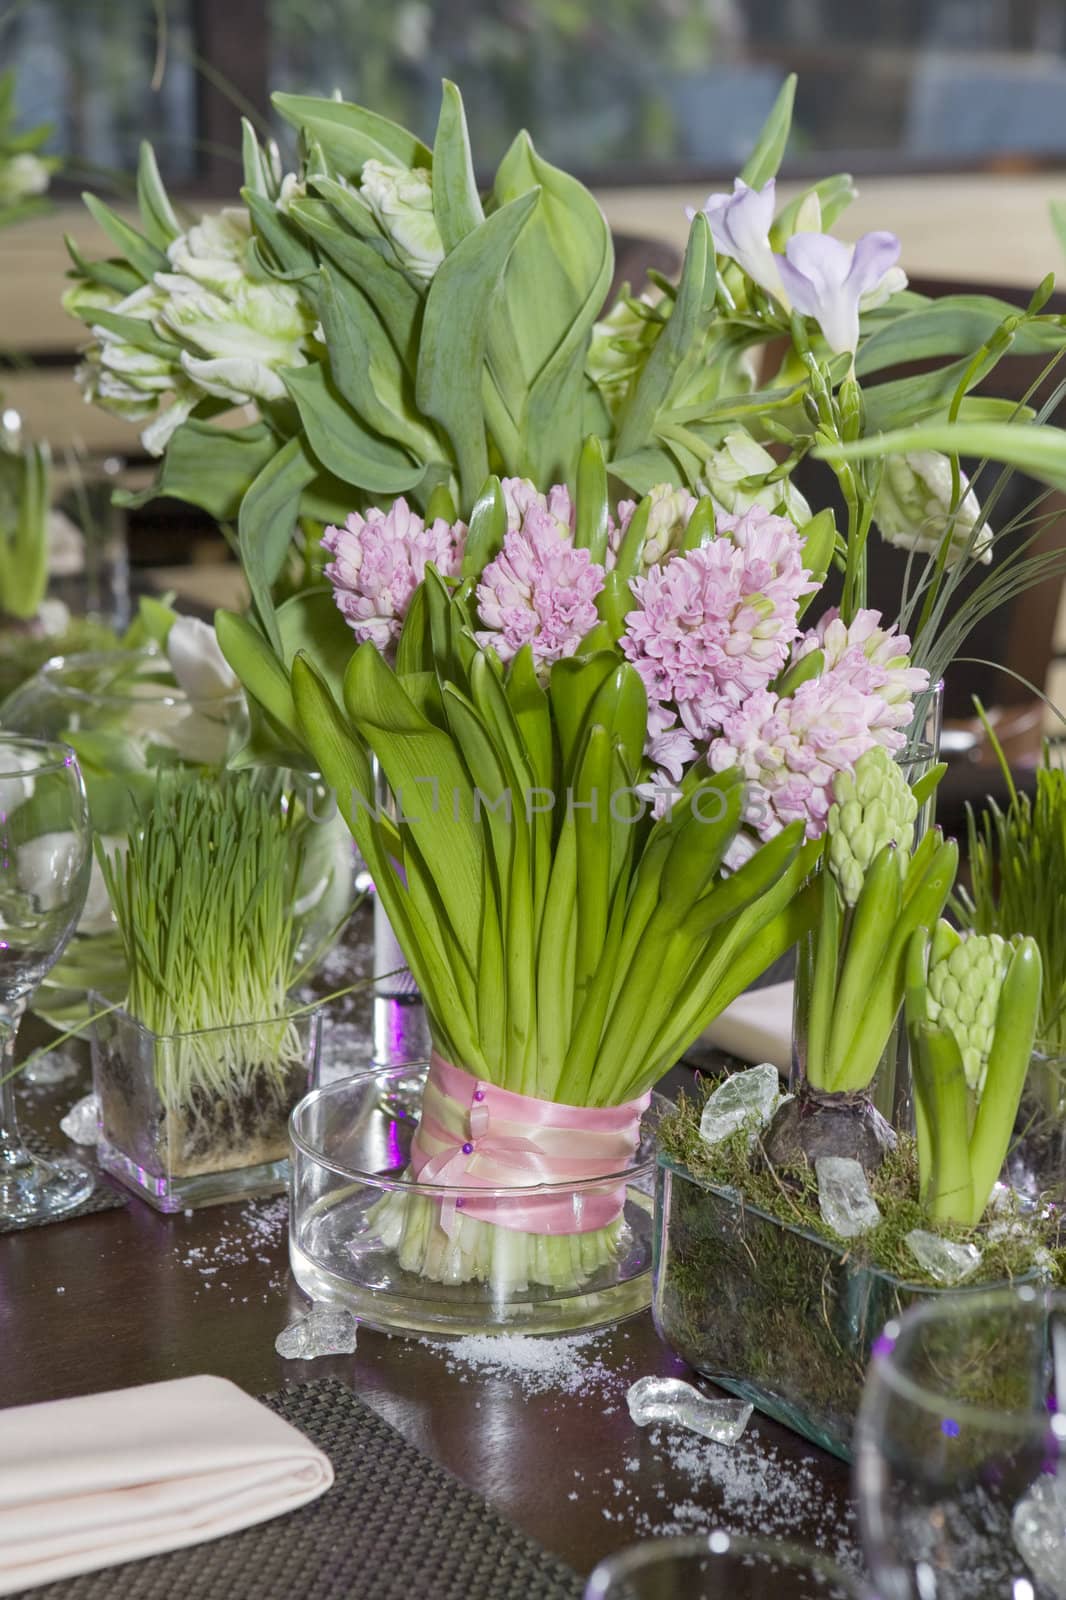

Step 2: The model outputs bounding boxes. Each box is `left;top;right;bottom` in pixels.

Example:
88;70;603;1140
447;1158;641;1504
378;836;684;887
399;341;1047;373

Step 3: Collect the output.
16;1376;584;1600
0;1132;126;1235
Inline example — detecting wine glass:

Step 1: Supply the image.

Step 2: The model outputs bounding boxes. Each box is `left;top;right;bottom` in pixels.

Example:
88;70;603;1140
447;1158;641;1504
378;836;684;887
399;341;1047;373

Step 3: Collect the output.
583;1531;869;1598
0;737;92;1223
855;1285;1066;1599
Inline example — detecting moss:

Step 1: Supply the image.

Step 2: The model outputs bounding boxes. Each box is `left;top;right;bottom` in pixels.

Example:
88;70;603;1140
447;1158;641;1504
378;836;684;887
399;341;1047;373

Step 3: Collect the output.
659;1082;1064;1289
655;1093;1057;1459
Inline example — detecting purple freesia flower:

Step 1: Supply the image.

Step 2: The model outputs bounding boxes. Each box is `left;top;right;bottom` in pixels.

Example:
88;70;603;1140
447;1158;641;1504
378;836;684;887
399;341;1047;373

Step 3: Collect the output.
687;178;783;301
776;231;902;356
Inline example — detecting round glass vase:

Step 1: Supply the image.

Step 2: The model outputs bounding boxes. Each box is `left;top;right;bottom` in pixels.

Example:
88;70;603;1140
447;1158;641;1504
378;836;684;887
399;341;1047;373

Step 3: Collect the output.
289;1066;661;1336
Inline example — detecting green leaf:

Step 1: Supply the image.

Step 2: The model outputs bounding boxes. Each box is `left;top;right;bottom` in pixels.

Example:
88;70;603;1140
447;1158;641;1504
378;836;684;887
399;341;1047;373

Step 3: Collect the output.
238;435;318;652
739;73;797;187
287;201;422;363
317;267;440;460
343;643;484;970
856;296;1066;376
241;118;278;198
818;420;1066;494
489;133;613;482
416;189;539;509
216;609;299;739
281;362;423;494
614;213;716;458
770;173;857;244
243;189;317;280
574;435;609;561
432;80;484;252
64;235;143;297
272;92;431;173
80;307;180;361
460;475;507;578
81;193;168;283
115;419;279;521
135;142;181;249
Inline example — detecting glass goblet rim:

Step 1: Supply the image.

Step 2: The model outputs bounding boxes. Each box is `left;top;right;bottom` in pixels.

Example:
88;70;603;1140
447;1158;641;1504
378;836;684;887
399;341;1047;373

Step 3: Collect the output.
37;648;245;713
864;1283;1066;1435
583;1529;869;1597
0;734;83;781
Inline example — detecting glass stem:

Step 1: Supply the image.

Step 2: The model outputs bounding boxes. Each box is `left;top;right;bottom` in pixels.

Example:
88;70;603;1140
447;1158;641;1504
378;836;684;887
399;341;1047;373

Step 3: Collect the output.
0;1002;29;1174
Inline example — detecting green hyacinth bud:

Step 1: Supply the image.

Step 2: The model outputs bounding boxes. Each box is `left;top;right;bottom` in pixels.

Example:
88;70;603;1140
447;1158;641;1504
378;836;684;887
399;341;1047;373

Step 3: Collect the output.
926;932;1012;1092
826;745;918;906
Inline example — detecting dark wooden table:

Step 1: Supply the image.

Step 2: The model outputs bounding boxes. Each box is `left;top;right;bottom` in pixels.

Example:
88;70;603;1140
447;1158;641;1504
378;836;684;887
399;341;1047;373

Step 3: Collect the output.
0;1044;856;1587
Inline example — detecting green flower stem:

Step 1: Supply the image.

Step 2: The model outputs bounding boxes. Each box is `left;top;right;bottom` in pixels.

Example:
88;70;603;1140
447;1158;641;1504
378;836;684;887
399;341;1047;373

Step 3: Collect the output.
966;937;1042;1221
912;1021;975;1225
823;844;902;1088
805;863;843;1086
824;836;958;1094
905;928;935;1203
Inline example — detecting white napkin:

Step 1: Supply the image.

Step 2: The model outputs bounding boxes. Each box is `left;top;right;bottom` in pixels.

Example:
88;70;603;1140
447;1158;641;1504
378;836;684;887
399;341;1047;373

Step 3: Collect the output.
701;979;794;1072
0;1375;333;1595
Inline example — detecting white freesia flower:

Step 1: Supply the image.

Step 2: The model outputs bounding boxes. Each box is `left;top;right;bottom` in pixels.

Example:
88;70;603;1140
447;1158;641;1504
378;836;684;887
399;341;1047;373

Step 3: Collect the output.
776;231;904;356
359;159;444;281
0;151;50;207
78;835;126;935
166;616;242;707
696;430;812;524
874;452;993;566
688;178;783;302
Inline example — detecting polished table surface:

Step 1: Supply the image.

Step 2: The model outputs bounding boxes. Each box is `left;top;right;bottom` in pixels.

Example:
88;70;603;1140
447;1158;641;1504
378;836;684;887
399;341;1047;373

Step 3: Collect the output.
1;1046;856;1588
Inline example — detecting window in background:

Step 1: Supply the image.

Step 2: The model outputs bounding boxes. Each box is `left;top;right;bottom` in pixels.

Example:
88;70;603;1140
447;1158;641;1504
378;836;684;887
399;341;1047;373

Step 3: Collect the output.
6;0;1066;189
6;0;198;187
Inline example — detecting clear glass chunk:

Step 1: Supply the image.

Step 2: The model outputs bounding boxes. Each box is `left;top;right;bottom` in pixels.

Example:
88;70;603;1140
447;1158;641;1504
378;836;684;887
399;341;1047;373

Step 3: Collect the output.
815;1155;882;1238
698;1064;781;1148
626;1376;752;1444
275;1306;358;1359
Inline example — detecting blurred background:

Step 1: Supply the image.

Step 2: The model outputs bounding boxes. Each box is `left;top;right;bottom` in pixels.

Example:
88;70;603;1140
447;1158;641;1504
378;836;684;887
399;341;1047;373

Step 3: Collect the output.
1;0;1065;810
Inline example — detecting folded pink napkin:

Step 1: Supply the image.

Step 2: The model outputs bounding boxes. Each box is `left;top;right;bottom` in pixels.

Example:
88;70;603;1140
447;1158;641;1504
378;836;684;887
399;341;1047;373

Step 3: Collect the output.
0;1375;333;1595
701;979;794;1072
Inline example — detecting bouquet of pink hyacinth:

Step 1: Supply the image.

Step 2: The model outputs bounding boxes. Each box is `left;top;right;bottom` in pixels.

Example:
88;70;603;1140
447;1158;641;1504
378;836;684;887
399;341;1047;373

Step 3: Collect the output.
282;450;929;1289
64;75;1066;1298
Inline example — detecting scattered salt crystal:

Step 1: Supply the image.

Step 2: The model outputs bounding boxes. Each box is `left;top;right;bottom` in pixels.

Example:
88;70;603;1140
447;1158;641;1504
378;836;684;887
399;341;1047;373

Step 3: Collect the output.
429;1331;621;1398
627;1376;751;1444
276;1306;358;1360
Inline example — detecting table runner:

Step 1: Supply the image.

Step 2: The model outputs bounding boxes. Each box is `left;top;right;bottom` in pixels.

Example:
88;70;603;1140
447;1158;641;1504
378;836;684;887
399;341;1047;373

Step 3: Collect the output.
12;1376;584;1600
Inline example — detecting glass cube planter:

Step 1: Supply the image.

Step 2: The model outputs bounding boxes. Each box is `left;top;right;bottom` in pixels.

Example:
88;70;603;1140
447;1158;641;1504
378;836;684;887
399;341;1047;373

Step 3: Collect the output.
289;1066;662;1336
652;1155;1013;1462
1008;1046;1066;1205
92;1005;322;1211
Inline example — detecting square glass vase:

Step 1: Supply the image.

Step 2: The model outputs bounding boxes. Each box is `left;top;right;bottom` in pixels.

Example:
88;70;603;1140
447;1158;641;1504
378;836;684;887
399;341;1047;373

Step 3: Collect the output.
91;1004;322;1212
653;1155;973;1461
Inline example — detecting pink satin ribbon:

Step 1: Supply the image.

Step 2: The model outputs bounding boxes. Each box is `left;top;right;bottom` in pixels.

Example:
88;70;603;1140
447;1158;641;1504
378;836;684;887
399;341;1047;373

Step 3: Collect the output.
408;1053;650;1238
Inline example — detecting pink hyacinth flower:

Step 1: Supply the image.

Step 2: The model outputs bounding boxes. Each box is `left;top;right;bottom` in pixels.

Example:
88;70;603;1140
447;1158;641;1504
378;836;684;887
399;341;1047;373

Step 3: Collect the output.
475;490;604;667
322;497;466;650
620;503;817;743
794;607;930;748
708;674;886;844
